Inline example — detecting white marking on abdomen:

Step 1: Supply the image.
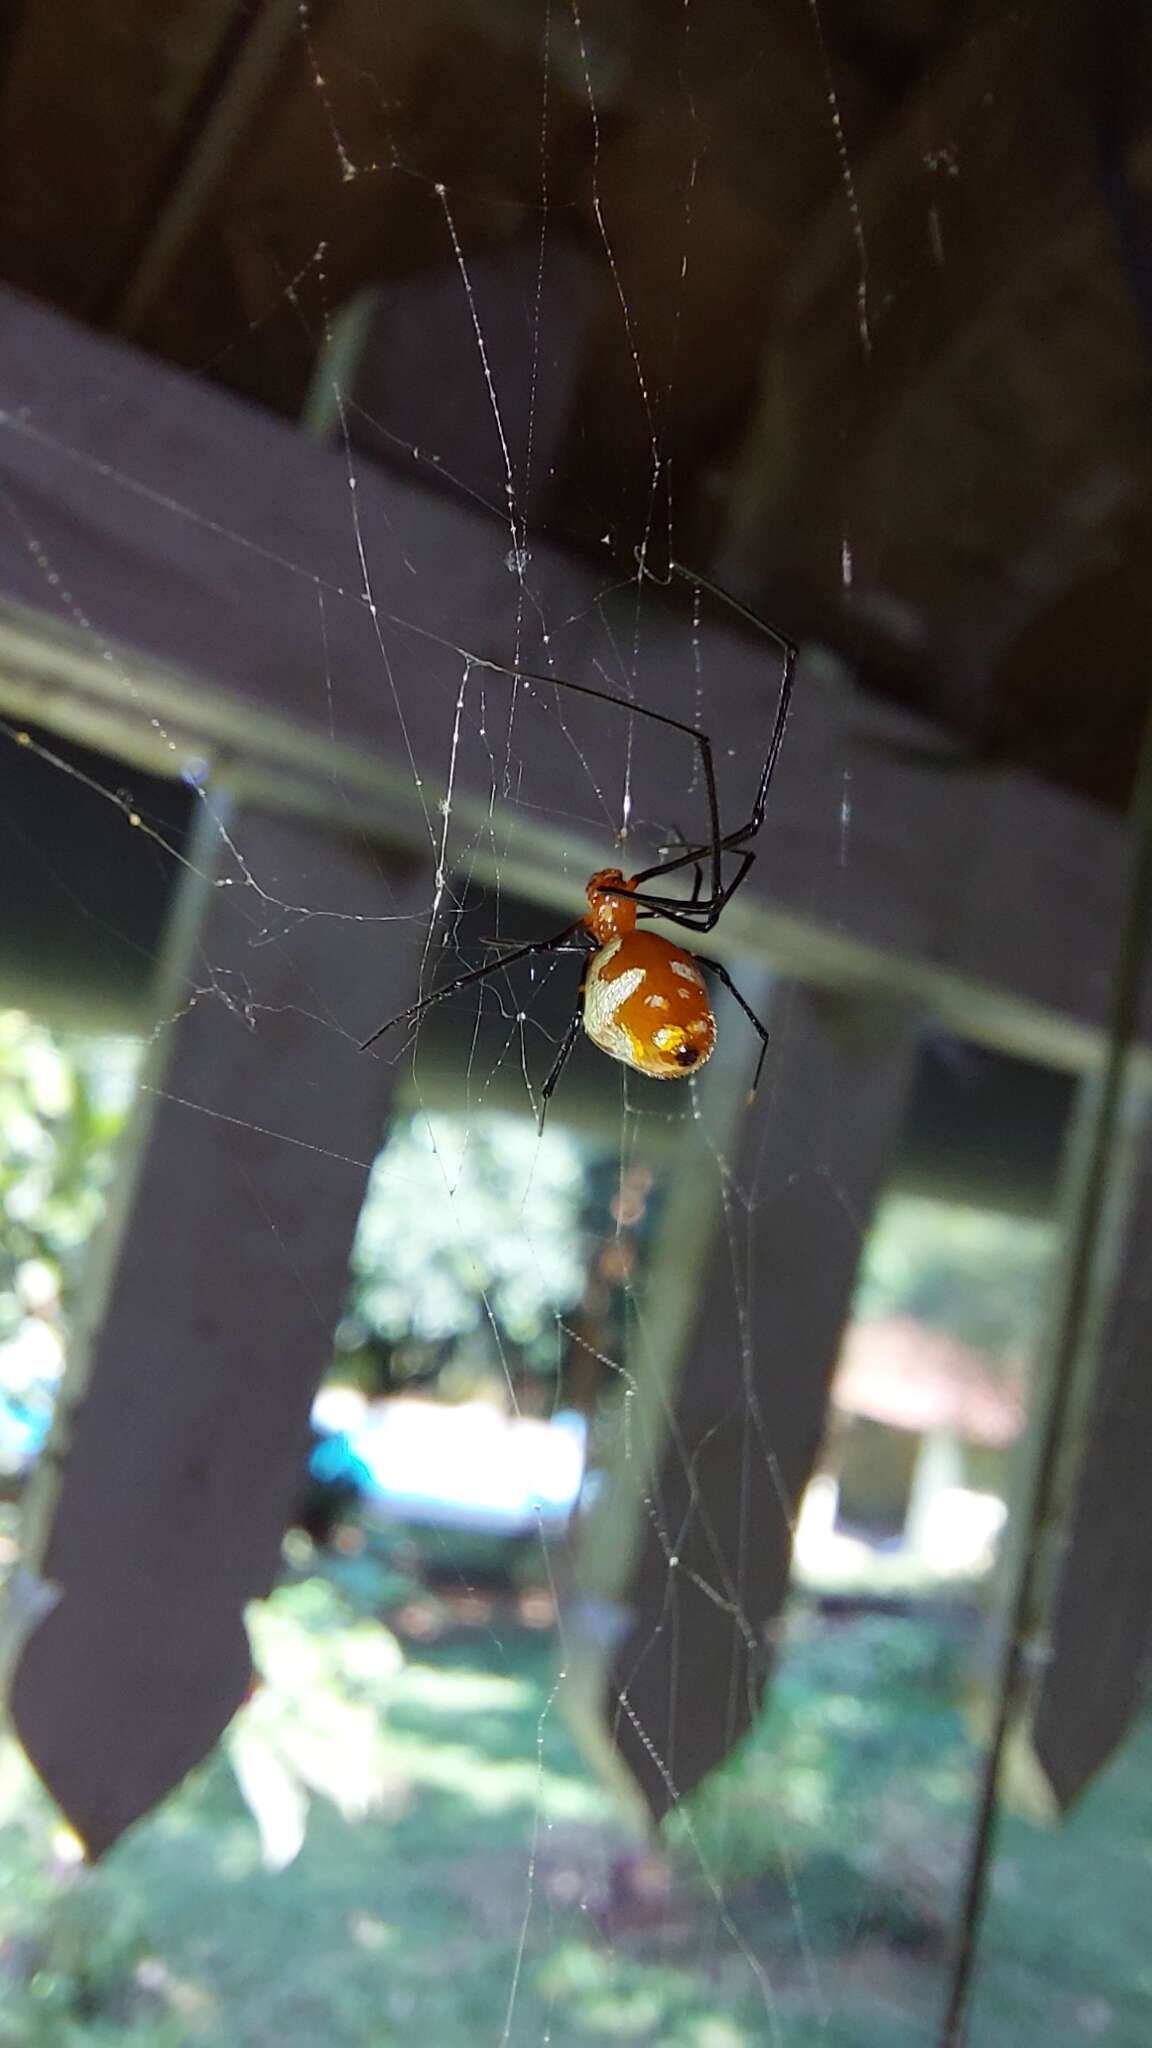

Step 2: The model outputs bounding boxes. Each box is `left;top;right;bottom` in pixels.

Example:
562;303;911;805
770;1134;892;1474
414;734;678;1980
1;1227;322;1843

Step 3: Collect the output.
583;954;645;1065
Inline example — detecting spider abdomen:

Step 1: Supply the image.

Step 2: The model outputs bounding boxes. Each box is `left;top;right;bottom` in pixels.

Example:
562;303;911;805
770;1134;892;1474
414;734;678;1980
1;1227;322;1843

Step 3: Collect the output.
583;931;716;1080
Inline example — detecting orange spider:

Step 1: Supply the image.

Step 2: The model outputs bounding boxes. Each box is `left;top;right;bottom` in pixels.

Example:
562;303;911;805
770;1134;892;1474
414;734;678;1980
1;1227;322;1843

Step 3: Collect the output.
362;567;795;1122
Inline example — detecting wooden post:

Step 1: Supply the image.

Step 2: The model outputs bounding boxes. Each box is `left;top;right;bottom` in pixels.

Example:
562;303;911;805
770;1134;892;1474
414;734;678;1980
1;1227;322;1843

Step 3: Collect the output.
1030;1087;1152;1807
2;796;430;1857
563;978;919;1823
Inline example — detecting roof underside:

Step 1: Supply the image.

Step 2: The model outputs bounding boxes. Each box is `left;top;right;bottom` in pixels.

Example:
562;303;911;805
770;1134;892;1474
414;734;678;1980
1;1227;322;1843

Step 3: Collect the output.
0;0;1148;807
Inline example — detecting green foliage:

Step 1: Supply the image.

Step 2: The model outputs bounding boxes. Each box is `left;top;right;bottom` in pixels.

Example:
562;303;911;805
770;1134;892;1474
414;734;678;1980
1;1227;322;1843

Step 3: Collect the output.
0;1877;163;2048
673;1611;971;1899
344;1110;589;1374
0;1012;136;1341
0;1018;596;1396
1;1584;1150;2045
854;1192;1053;1361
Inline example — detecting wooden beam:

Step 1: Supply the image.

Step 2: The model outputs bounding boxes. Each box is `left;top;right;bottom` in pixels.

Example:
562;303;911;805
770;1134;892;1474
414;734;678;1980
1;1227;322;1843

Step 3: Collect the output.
563;978;919;1823
2;798;430;1856
0;287;1144;1076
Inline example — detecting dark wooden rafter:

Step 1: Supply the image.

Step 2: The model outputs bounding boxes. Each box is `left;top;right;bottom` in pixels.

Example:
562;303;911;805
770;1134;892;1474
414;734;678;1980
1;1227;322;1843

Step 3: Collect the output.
723;0;1152;799
0;0;242;316
103;0;303;337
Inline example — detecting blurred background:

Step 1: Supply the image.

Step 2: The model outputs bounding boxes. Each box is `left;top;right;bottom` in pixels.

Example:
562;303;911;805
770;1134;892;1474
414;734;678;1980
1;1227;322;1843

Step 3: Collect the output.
0;3;1151;2045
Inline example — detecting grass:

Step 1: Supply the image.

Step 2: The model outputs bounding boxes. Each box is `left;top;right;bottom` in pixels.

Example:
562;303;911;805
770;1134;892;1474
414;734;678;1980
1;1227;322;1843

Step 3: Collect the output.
0;1566;1148;2047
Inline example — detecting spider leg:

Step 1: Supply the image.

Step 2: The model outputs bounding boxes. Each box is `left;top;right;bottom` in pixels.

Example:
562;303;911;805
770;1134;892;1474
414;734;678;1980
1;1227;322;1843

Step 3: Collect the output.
538;1006;584;1131
695;955;772;1098
537;950;593;1129
666;557;797;665
634;829;706;907
658;821;705;904
629;819;753;893
667;562;797;848
360;921;582;1050
478;935;589;955
627;560;797;911
632;850;757;931
397;570;795;945
457;655;725;909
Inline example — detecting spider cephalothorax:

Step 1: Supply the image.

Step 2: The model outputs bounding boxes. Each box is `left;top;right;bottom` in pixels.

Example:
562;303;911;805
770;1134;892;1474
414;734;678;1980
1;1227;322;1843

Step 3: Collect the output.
361;565;796;1123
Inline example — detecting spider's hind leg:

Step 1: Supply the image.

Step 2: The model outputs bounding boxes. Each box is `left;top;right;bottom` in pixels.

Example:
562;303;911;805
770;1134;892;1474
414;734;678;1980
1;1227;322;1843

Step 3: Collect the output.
538;1010;582;1129
538;953;591;1129
697;954;772;1097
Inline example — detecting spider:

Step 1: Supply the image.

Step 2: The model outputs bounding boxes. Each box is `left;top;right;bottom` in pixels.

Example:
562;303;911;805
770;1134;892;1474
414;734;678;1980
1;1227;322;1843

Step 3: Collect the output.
361;567;796;1121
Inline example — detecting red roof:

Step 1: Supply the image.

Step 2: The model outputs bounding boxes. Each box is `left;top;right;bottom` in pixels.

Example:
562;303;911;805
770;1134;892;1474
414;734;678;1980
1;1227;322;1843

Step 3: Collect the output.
832;1316;1024;1446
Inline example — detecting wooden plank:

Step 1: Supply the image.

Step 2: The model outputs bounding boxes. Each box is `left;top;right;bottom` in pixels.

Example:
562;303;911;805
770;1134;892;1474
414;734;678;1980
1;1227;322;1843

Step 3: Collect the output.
0;287;1143;1072
563;979;919;1823
2;799;430;1857
1031;1089;1152;1806
303;237;603;519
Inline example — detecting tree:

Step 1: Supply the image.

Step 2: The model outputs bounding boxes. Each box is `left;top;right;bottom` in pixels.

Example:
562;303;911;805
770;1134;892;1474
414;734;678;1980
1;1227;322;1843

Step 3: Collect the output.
343;1110;589;1384
855;1192;1052;1364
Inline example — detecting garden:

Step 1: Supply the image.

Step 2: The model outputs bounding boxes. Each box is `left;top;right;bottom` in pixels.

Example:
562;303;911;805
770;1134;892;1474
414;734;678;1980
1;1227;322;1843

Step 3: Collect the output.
1;1013;1149;2045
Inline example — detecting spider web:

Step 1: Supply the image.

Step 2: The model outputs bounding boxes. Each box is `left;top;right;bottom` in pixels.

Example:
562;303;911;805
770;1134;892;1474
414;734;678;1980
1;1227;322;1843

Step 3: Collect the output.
0;6;1132;2046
